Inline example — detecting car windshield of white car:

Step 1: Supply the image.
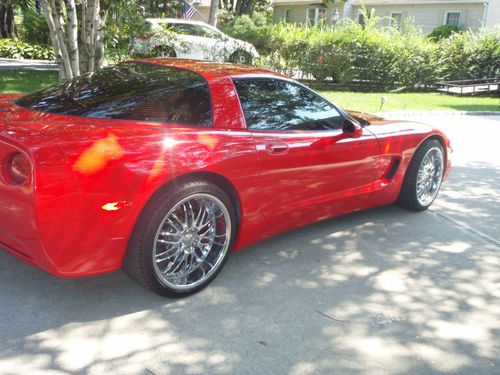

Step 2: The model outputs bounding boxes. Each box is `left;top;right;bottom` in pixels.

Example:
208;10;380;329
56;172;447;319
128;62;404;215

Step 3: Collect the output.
15;63;212;127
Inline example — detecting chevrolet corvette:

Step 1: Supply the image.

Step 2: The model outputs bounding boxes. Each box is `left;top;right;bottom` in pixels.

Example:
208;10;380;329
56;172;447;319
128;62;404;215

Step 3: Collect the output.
0;59;451;297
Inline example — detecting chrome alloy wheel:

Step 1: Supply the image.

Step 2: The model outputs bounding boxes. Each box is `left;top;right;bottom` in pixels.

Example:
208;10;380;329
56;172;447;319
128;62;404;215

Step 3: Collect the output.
416;146;444;206
153;194;231;291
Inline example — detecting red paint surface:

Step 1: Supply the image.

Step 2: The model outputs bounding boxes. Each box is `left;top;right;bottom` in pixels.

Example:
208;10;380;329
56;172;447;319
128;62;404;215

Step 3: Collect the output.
0;59;452;277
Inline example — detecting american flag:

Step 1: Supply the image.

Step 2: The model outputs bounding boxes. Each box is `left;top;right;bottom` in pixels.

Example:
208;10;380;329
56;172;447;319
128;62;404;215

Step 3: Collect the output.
182;1;197;20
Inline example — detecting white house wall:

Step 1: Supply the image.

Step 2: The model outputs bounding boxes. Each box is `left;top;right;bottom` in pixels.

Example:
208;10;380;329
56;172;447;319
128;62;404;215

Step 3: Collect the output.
351;2;485;32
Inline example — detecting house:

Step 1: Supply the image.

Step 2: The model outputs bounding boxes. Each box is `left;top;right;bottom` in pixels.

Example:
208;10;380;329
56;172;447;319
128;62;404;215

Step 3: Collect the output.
190;0;211;22
273;0;346;27
272;0;500;32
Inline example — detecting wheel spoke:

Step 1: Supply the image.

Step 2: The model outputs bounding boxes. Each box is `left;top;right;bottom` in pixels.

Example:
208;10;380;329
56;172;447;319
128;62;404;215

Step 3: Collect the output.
153;194;232;291
415;147;444;206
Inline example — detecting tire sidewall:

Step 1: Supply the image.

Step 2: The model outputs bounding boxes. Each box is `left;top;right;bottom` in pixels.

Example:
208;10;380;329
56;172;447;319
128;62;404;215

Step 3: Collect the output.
405;139;444;211
230;50;252;65
138;181;237;297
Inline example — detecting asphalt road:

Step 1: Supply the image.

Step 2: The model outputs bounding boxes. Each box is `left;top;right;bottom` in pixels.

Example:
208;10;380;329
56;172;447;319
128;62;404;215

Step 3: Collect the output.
0;115;499;375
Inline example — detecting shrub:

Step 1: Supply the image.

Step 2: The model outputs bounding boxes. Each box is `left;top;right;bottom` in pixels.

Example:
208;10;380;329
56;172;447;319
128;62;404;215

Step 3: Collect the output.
20;9;50;45
251;19;500;90
0;39;55;60
222;12;272;53
428;24;461;41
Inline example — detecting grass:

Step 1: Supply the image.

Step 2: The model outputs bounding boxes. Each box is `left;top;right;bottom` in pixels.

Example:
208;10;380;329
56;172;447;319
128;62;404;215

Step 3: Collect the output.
0;69;498;112
0;69;58;94
320;91;500;113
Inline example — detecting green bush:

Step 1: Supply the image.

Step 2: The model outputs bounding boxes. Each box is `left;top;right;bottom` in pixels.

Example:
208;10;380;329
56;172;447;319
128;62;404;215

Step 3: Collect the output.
428;24;461;41
251;19;500;90
0;39;55;60
222;12;272;53
20;9;50;45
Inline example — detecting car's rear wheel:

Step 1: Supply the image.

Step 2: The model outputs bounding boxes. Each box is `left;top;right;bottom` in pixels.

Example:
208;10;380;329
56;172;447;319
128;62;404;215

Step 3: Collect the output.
151;45;177;58
229;50;252;65
123;180;236;297
396;139;444;211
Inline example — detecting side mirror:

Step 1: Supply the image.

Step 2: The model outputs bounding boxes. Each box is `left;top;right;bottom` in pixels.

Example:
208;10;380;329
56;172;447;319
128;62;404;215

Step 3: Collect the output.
342;119;363;138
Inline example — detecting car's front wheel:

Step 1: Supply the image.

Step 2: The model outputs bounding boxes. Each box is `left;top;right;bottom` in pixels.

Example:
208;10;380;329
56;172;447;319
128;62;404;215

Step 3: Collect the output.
229;50;253;65
397;139;445;211
123;180;236;297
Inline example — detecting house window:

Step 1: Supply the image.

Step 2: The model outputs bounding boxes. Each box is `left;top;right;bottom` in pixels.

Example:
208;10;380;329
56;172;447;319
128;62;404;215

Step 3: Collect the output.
390;12;402;29
444;11;460;26
284;8;292;23
307;8;327;26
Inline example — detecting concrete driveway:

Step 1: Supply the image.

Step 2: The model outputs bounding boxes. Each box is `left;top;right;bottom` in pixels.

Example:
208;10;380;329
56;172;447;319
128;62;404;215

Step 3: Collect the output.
0;115;499;375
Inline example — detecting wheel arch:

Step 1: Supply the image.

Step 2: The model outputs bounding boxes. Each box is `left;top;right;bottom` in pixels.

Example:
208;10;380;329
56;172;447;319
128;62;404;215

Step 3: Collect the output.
418;133;448;167
143;171;242;227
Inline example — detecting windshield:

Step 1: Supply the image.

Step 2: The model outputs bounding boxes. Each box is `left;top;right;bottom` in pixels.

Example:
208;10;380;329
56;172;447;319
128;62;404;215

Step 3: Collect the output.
15;62;212;127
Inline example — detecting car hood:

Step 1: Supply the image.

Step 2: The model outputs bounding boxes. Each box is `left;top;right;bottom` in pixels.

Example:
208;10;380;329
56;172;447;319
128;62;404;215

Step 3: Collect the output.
345;109;434;136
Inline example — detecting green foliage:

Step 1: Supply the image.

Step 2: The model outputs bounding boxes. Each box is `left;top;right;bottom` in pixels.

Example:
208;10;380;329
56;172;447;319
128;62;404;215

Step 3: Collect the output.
428;24;461;41
241;17;500;90
221;12;272;52
19;8;50;45
0;38;54;59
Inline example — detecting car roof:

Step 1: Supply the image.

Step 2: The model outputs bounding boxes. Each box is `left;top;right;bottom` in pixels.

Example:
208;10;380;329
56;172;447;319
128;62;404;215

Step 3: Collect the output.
145;18;215;29
128;58;288;80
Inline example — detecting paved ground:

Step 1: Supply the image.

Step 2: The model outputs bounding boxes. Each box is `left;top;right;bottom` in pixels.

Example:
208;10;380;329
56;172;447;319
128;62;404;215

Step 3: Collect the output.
0;58;57;70
0;115;499;375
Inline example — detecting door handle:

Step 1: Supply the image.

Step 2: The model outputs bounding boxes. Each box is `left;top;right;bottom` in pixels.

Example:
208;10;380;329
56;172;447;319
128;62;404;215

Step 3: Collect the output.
265;142;289;155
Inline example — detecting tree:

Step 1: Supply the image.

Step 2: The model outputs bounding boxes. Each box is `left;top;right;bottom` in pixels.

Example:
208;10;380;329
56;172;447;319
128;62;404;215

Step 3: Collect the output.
208;0;217;25
40;0;108;81
219;0;269;16
0;3;16;39
1;0;34;39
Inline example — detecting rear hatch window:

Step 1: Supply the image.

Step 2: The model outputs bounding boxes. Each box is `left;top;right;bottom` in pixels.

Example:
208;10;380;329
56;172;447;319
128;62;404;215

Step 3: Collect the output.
15;62;212;127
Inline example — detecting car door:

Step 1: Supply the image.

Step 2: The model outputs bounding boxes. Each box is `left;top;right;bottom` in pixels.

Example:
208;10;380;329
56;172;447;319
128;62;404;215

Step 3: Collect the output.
195;25;226;61
233;78;382;227
168;23;204;59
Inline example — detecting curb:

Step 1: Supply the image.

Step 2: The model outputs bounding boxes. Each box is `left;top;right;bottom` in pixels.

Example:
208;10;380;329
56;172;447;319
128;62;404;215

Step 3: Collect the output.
375;110;500;117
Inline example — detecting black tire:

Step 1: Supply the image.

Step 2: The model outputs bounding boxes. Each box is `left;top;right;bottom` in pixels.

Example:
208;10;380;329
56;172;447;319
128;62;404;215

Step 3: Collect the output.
396;139;445;211
123;180;237;298
229;50;252;65
151;45;177;58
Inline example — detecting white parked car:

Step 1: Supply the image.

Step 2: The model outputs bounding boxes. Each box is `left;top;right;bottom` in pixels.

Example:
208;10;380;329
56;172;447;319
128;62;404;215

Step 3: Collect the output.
130;18;259;65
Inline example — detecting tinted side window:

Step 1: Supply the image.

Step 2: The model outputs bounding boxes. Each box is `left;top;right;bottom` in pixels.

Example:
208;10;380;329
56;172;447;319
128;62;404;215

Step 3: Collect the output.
197;26;222;39
168;23;198;36
16;63;212;127
233;79;342;131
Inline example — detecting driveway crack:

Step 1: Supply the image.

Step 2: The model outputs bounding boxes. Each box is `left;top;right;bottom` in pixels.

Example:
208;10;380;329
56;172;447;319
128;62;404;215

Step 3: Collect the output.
432;210;500;248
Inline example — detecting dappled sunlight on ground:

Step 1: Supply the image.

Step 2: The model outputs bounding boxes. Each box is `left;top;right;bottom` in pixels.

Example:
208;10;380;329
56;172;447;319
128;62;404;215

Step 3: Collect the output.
0;115;498;374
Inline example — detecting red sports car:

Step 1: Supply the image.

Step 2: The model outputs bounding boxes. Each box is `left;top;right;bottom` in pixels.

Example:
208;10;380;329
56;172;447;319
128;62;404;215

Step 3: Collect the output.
0;59;451;297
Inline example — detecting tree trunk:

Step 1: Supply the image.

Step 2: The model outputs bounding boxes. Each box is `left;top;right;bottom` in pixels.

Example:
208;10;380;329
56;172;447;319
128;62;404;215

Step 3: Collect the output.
65;0;80;76
0;5;6;38
40;0;68;80
0;5;17;40
208;0;218;26
48;0;73;79
5;5;16;40
41;0;106;81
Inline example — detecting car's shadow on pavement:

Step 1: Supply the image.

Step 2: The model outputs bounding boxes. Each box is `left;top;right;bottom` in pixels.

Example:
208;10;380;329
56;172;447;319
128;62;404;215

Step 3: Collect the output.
0;186;498;375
